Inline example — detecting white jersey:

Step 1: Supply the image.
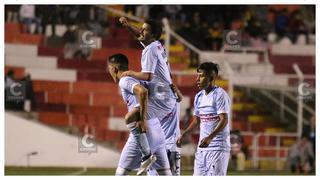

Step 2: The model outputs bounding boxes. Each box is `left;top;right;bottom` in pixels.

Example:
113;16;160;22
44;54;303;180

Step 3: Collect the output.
119;76;140;112
140;41;177;120
193;86;231;152
117;76;170;172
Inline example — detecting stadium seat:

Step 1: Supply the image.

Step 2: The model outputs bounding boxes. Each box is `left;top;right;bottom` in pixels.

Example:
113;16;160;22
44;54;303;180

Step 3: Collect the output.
5;56;58;69
38;112;70;126
33;80;71;93
5;44;38;57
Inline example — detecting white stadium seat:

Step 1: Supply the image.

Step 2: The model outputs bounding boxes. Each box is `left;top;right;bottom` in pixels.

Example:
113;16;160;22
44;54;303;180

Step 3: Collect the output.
108;117;127;131
5;56;57;69
5;44;38;57
25;68;77;82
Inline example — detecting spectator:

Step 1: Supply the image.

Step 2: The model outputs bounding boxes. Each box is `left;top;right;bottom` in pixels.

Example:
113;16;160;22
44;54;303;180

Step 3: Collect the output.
38;5;59;36
274;8;290;42
208;22;223;51
63;25;78;59
73;23;92;59
135;5;149;20
19;5;41;34
5;5;20;22
302;114;315;157
5;70;23;111
288;136;314;174
21;74;36;112
229;130;246;172
288;10;307;44
164;5;182;23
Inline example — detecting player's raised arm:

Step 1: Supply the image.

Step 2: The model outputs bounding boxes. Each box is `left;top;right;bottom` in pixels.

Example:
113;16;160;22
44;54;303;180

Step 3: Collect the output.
119;17;141;38
133;84;149;131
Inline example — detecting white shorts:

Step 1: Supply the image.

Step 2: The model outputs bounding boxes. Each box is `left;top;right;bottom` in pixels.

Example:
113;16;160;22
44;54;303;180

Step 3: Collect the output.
193;150;230;176
117;118;170;171
160;102;180;152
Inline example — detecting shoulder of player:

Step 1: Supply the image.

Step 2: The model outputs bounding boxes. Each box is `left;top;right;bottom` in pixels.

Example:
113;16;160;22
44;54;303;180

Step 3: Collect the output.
144;41;160;52
194;90;204;102
119;76;139;85
214;86;229;98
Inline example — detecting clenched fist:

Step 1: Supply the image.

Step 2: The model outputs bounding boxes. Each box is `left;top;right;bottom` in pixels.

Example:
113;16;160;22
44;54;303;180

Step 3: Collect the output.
119;17;129;27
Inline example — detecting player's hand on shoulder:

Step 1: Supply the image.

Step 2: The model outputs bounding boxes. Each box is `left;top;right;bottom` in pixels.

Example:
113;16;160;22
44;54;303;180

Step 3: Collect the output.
120;71;133;78
119;17;129;27
199;136;213;148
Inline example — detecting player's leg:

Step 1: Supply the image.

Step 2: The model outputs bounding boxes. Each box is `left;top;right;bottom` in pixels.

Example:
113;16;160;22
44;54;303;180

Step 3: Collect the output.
115;167;131;175
116;134;142;175
169;103;181;175
193;151;206;176
152;147;172;175
163;103;181;175
206;151;230;176
147;149;181;176
167;149;181;175
146;118;171;175
125;108;151;158
125;108;156;175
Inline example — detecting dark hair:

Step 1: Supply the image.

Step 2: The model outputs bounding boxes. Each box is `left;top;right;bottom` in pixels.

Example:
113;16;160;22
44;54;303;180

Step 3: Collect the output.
145;19;163;40
108;53;129;71
197;62;219;76
6;69;14;77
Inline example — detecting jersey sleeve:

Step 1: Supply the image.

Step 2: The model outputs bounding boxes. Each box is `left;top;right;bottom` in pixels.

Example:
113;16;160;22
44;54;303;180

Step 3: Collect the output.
119;77;140;94
193;94;200;117
141;47;157;73
216;90;231;115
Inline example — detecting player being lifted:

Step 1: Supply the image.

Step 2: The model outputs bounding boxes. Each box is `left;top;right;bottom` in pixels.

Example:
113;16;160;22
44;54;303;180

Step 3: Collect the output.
176;62;231;176
119;17;182;175
108;53;171;175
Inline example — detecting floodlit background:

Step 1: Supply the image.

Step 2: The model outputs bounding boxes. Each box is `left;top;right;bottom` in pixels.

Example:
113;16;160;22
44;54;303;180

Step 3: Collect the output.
4;4;315;175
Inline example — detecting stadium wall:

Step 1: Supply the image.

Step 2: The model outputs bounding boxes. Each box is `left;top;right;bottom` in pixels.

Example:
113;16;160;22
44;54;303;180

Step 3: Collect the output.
5;112;120;168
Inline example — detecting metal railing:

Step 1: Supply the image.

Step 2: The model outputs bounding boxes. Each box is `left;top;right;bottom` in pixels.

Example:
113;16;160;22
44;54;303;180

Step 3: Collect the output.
241;131;299;170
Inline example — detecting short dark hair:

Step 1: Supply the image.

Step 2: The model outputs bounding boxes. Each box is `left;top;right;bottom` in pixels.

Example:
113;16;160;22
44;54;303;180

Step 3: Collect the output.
108;53;129;71
197;62;219;76
145;19;163;40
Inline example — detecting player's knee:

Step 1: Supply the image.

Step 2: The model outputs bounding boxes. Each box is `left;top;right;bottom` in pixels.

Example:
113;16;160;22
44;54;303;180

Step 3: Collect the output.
115;167;130;175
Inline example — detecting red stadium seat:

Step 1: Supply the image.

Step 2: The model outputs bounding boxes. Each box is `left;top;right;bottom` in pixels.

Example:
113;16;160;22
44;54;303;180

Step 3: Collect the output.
38;112;69;126
92;94;124;107
72;81;119;94
33;80;71;92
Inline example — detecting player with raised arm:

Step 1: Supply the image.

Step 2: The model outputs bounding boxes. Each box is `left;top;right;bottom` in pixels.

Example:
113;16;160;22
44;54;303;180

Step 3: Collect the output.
108;53;171;176
176;62;231;176
119;17;182;175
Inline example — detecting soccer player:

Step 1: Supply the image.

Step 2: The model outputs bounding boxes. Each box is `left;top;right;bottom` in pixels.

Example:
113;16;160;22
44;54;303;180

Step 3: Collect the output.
107;53;171;175
176;62;231;176
119;17;182;175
